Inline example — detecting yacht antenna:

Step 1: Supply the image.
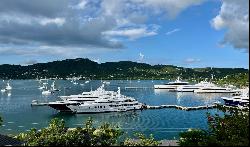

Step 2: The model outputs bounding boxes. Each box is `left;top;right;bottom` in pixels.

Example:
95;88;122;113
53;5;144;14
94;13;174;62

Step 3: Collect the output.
117;87;121;96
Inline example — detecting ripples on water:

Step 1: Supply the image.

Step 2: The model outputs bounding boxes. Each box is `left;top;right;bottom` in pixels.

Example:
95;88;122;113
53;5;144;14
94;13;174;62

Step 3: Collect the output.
0;80;229;139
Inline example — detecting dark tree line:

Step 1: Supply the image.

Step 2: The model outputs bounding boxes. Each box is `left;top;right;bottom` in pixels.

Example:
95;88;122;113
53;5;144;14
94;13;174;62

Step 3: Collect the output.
0;58;248;81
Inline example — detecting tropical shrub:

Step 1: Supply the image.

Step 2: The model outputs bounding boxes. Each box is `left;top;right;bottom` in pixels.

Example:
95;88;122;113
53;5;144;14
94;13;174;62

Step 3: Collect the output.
122;133;161;146
179;105;249;146
0;115;2;126
16;117;123;146
15;117;161;146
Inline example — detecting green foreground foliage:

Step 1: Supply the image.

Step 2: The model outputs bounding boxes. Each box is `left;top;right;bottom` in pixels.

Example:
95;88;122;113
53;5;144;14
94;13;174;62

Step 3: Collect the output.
179;105;249;146
15;118;160;146
0;115;2;126
122;133;160;146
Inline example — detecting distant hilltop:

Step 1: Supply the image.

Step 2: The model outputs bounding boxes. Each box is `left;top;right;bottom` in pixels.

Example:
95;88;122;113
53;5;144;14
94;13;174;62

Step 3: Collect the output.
0;58;248;80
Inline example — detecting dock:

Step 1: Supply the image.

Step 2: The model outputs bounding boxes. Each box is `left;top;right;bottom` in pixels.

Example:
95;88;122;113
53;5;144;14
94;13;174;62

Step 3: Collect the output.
31;102;49;106
30;101;248;111
124;87;153;90
144;103;249;111
145;104;217;111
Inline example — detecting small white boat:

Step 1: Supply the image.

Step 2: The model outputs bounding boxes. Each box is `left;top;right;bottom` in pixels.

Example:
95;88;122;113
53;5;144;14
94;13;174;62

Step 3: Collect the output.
1;89;6;92
103;81;110;85
7;93;11;97
38;85;45;90
85;80;90;84
42;85;53;95
42;90;52;95
5;82;12;90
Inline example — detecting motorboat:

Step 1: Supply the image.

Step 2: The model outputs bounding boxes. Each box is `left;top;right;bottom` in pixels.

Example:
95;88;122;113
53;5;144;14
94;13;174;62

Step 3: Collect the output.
1;89;6;92
48;101;81;112
42;90;52;95
47;97;99;112
103;81;110;85
221;88;249;107
154;77;189;90
175;81;215;92
194;86;236;93
48;85;143;113
59;84;115;101
41;85;53;95
67;88;143;113
5;82;12;90
38;84;46;90
48;84;116;112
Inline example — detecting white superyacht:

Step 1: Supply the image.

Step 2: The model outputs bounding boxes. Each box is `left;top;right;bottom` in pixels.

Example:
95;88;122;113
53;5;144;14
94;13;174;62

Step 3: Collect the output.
48;85;143;113
67;87;143;113
154;77;189;90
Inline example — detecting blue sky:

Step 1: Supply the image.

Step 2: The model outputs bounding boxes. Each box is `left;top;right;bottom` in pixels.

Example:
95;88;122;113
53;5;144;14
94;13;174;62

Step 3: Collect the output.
0;0;249;68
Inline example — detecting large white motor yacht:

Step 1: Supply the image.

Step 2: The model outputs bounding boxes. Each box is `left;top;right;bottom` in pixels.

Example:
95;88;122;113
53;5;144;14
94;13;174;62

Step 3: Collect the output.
175;81;215;92
48;86;143;113
221;87;249;107
194;85;236;93
67;88;143;113
60;85;108;100
154;77;189;90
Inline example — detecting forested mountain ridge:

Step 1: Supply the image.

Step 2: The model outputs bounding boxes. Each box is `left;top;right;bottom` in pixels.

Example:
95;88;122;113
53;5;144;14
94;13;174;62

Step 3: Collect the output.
0;58;248;82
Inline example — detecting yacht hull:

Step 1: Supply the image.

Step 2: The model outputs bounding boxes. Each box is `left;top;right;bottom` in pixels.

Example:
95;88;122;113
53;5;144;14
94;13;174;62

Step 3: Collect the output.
154;85;176;89
68;104;143;114
48;104;73;112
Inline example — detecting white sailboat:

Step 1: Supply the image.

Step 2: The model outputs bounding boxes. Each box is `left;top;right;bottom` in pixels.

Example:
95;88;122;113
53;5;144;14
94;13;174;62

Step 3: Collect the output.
1;81;12;92
51;81;60;91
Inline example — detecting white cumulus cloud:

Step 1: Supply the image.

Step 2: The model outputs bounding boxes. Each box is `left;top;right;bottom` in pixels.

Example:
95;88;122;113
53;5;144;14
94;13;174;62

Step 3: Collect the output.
103;25;159;40
211;0;249;52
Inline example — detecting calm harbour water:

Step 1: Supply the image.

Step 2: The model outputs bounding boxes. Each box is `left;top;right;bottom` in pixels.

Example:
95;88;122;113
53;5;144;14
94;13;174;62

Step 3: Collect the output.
0;80;229;140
